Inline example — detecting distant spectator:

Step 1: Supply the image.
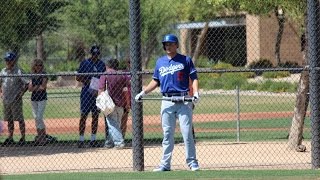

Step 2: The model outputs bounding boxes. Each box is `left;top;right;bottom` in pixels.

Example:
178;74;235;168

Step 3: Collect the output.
28;59;57;146
76;45;106;148
0;52;29;147
98;58;129;149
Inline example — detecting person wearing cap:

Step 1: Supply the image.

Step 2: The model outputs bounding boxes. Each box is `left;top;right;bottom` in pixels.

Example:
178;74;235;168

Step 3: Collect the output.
135;34;200;171
0;52;29;146
98;58;129;149
76;45;106;148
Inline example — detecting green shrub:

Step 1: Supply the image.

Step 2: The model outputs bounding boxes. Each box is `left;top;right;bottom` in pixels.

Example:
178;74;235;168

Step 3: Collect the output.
248;58;273;69
262;71;291;79
199;71;297;93
196;56;212;68
209;62;235;78
248;58;273;76
198;73;211;88
212;62;234;69
239;72;256;78
278;61;302;74
219;73;249;90
257;80;297;93
54;60;79;72
204;76;224;89
242;82;259;90
278;61;301;68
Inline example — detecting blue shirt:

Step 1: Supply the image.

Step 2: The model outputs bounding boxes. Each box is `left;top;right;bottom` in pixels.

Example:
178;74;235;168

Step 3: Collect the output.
153;53;197;93
77;59;106;98
77;58;106;88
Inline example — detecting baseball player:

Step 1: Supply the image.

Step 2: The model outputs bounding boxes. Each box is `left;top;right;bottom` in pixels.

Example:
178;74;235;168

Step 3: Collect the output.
76;45;106;148
135;34;200;171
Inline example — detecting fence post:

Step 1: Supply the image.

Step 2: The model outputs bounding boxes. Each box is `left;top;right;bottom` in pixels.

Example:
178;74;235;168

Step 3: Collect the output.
129;0;144;171
236;86;240;142
307;0;320;169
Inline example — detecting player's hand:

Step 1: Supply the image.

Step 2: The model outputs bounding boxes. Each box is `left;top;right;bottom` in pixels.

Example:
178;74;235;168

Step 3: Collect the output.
135;91;146;102
192;92;200;103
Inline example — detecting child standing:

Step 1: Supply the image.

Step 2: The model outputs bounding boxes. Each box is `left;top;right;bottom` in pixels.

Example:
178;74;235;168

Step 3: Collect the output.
0;52;29;146
28;59;56;146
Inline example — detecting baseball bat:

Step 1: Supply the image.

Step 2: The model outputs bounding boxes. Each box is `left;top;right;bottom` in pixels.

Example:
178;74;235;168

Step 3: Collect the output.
141;96;193;102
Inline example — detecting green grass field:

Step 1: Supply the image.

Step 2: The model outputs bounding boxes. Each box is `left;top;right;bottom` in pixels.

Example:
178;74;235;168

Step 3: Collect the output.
3;169;320;180
0;117;310;144
0;88;297;119
1;88;314;179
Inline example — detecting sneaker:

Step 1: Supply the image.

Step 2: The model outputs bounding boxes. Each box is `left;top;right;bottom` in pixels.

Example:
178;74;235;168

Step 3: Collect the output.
18;138;26;146
114;143;125;149
78;141;85;148
89;140;99;148
2;138;14;147
190;164;200;171
34;136;47;146
153;166;170;172
46;135;57;143
104;143;114;148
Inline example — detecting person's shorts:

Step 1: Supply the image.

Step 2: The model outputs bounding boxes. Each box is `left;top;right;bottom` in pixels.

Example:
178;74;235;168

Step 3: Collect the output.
3;99;24;122
80;88;99;115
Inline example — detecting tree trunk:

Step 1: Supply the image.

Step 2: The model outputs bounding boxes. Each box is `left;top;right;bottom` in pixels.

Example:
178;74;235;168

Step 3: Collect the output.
36;34;45;61
275;8;285;66
287;18;308;153
180;28;189;55
287;7;309;152
142;36;157;70
142;55;150;70
192;22;209;65
287;69;309;152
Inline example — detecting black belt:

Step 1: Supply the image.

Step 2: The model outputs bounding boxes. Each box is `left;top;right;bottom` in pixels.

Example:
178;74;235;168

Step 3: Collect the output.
162;92;188;97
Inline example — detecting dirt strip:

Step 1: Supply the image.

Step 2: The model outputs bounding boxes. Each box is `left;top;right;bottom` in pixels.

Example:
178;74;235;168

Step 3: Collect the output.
0;111;298;135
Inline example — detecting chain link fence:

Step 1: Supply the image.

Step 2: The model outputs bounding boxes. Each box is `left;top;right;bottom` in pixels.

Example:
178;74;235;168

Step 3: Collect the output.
0;0;319;175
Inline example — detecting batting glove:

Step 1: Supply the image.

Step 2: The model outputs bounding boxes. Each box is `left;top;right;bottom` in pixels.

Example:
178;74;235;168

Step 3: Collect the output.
193;92;200;104
135;91;146;102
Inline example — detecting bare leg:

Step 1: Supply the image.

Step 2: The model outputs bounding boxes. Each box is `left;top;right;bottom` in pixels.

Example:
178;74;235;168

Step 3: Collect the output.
79;114;88;136
91;112;99;135
18;121;26;140
7;121;14;139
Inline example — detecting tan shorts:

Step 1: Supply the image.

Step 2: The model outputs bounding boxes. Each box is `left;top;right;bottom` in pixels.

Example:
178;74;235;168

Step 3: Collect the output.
3;99;24;122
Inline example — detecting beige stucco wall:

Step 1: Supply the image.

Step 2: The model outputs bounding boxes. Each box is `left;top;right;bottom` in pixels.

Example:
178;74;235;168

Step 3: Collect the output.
246;14;261;66
258;14;304;66
178;13;304;66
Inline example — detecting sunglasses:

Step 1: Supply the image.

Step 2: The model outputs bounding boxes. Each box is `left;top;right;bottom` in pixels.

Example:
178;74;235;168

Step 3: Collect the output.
35;64;43;67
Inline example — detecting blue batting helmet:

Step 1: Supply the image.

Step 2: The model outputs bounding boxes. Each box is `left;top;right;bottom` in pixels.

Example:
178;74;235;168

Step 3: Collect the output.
162;34;179;50
90;45;100;55
162;34;179;44
4;52;17;61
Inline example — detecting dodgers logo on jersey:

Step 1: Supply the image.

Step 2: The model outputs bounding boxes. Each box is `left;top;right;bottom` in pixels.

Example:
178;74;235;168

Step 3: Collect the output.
159;64;184;77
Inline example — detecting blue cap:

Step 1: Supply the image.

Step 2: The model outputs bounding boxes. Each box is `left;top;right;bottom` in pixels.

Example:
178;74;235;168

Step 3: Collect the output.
4;52;17;61
90;45;100;55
